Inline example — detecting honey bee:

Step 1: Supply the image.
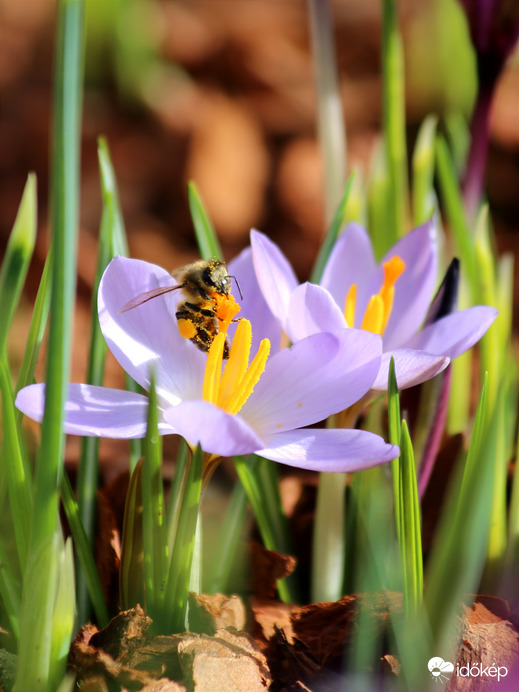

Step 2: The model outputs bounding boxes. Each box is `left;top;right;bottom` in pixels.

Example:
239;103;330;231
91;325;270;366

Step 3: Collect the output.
119;259;242;358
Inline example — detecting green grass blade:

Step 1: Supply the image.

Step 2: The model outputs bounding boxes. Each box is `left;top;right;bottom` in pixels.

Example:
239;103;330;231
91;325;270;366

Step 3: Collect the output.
233;454;296;603
188;182;223;261
98;137;142;468
14;532;74;692
98;136;128;257
412;115;438;225
399;420;423;615
207;479;250;594
141;374;168;628
387;356;402;543
425;374;494;655
0;174;37;356
0;539;21;642
381;0;408;245
307;0;347;227
310;174;355;284
30;0;84;551
0;359;32;573
165;440;189;556
119;459;145;610
15;248;52;397
165;443;203;633
367;141;390;261
60;472;109;627
435;134;477;288
16;2;84;685
75;163;115;624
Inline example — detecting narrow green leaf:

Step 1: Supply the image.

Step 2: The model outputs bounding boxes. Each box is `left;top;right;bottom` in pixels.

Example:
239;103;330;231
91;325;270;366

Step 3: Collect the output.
367;142;391;260
0;358;32;572
165;443;203;633
425;374;494;654
97;137;142;468
387;356;402;542
310;174;355;284
76;147;116;622
307;0;346;227
399;420;423;615
412;115;438;225
0;539;21;642
233;454;296;603
188;182;223;261
207;479;250;594
98;136;128;257
14;531;72;692
120;459;145;610
435;134;477;288
30;0;84;551
60;472;109;626
141;374;167;627
0;174;37;355
381;0;408;245
48;538;75;688
15;248;52;397
165;440;189;556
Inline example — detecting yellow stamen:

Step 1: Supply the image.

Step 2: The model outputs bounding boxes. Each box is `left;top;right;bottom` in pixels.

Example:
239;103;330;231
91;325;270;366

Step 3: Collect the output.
345;255;406;335
219;319;252;409
202;331;226;404
202;319;270;417
226;338;270;415
379;256;405;332
344;284;357;327
361;295;384;334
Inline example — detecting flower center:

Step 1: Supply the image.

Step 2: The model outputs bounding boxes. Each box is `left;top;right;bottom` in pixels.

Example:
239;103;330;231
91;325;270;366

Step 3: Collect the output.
202;319;270;416
344;256;406;335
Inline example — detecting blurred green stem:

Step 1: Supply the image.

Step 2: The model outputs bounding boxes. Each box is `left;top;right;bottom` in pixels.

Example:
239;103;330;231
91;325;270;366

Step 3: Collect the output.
381;0;408;244
307;0;346;227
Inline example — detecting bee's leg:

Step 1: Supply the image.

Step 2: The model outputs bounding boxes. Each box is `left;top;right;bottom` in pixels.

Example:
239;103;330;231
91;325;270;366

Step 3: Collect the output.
230;317;243;323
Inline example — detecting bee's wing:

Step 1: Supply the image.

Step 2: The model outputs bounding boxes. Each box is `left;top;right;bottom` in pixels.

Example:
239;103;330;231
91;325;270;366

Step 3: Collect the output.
118;284;183;313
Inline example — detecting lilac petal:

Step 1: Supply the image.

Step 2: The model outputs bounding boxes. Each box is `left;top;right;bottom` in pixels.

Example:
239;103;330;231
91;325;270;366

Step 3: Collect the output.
15;383;175;438
320;223;377;312
240;329;382;436
258;428;399;472
405;306;498;360
228;247;282;353
98;256;206;406
371;349;449;390
382;220;438;351
163;401;264;457
287;282;347;341
250;229;299;330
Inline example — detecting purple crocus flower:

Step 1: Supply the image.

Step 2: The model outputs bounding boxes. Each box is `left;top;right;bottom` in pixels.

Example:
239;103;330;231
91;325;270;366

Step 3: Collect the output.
250;222;497;390
15;256;399;473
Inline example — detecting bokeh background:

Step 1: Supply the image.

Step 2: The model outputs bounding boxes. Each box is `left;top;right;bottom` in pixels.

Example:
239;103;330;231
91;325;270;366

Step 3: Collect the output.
1;0;518;476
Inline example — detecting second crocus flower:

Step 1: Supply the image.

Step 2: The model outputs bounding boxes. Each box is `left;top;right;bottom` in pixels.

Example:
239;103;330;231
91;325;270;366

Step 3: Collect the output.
250;222;497;390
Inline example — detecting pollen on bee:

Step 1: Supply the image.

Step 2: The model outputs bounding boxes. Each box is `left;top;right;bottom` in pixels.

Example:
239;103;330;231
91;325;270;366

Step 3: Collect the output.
177;318;197;339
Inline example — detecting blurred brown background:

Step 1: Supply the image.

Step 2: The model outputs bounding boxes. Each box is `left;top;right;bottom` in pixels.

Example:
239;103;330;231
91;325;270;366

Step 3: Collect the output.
1;0;518;410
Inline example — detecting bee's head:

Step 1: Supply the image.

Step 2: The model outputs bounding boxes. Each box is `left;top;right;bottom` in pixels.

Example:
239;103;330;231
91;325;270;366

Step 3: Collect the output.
204;260;242;299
